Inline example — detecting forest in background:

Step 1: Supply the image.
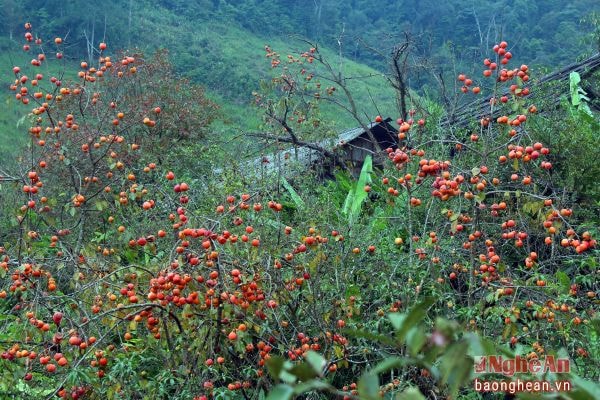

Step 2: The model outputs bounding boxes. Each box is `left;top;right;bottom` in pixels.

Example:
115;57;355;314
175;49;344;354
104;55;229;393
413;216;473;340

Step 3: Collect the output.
0;0;599;162
0;1;599;399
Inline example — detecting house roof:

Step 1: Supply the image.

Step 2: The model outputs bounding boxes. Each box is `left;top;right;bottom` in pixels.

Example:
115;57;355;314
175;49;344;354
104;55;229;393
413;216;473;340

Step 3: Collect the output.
333;120;386;148
243;118;396;175
441;52;600;128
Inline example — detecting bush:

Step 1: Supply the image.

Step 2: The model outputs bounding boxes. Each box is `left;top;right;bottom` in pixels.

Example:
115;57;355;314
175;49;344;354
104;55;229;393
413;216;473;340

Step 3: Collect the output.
0;24;598;400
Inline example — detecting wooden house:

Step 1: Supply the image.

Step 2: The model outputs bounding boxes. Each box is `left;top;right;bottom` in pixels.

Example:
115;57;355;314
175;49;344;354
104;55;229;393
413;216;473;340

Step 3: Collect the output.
334;117;398;174
248;118;398;178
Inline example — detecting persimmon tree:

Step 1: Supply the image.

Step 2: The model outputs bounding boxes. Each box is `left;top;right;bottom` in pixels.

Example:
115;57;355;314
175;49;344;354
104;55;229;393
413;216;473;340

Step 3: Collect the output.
0;22;598;400
1;23;383;400
250;42;395;171
377;40;598;337
250;38;600;398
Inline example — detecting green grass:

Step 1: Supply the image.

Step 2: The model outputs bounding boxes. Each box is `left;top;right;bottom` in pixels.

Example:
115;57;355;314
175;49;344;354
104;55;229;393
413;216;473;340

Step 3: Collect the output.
130;2;400;129
0;94;22;161
0;40;79;165
0;45;27;162
0;2;404;165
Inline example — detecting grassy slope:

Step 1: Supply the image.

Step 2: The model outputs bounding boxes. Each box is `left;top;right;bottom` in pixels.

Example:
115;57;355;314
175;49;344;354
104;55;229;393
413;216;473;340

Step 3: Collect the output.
132;4;399;129
0;49;27;161
0;3;401;164
0;42;79;163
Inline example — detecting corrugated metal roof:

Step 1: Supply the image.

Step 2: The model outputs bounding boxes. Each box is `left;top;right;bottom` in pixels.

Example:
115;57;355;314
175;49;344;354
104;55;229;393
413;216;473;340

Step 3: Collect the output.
238;118;394;175
333;121;381;148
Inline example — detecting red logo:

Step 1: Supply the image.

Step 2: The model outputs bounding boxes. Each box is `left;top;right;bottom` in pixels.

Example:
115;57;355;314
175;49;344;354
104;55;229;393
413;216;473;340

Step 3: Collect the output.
473;355;570;376
474;356;487;373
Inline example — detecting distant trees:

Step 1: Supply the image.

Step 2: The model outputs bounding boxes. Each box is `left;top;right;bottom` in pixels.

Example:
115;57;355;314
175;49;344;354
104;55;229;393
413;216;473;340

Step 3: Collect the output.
0;0;25;39
0;18;599;400
2;0;597;111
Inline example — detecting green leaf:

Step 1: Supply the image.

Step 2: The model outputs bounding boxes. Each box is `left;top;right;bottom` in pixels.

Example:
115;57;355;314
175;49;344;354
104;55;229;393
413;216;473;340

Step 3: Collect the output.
570;72;582;106
390;297;435;340
388;313;405;331
342;155;372;225
281;177;305;209
465;333;499;358
293;379;334;395
406;326;427;355
450;219;458;233
555;271;571;294
343;329;397;347
342;189;355;217
289;363;319;381
262;218;287;231
370;356;411;375
522;201;543;215
95;200;108;211
440;340;472;397
569;374;600;400
265;356;287;382
475;192;486;203
305;351;326;375
396;387;426;400
569;71;595;117
358;372;379;400
266;384;294;400
279;369;297;384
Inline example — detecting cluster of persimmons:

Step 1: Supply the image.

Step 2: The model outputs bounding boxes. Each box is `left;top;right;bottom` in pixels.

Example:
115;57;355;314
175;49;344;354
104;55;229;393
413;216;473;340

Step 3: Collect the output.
0;23;596;399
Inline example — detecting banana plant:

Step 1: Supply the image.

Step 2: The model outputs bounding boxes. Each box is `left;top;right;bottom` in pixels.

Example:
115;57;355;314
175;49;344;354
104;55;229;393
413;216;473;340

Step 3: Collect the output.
342;155;373;227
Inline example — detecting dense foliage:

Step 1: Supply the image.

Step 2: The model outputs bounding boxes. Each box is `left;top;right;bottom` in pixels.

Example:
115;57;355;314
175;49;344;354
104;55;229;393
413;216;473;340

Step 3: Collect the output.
0;16;599;400
1;0;598;164
2;0;599;96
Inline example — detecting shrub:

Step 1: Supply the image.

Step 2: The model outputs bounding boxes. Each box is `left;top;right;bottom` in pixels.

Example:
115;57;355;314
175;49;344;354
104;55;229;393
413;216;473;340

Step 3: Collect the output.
0;24;597;400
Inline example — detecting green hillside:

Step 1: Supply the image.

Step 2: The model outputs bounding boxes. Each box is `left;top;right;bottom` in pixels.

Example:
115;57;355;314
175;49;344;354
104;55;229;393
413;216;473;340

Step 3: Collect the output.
0;46;26;160
1;2;599;399
0;0;598;162
0;4;406;161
